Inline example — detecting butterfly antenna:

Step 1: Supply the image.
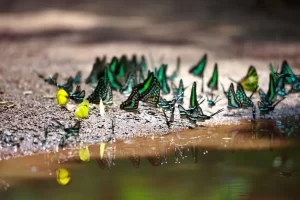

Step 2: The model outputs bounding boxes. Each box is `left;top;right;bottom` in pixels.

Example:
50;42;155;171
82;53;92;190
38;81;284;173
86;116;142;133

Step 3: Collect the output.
273;97;285;108
228;78;238;84
214;95;220;102
249;86;258;99
210;108;225;117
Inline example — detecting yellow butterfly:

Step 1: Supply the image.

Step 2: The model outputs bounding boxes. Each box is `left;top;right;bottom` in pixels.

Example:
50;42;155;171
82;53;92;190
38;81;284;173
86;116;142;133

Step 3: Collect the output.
56;88;69;106
75;100;89;119
79;146;90;162
56;168;71;185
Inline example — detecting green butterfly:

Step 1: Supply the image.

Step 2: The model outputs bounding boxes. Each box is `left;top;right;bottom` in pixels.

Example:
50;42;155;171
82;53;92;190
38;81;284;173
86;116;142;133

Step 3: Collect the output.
120;72;136;96
189;54;207;93
229;66;258;92
157;64;171;94
227;83;242;109
140;78;160;107
178;105;224;123
280;60;297;84
109;56;119;73
207;63;218;91
120;87;140;111
139;55;148;81
259;74;276;105
171;79;185;104
158;93;182;110
69;85;85;104
85;56;106;87
206;94;220;108
168;56;181;81
189;81;198;110
116;55;128;80
106;63;122;90
235;83;255;108
102;82;113;105
72;71;82;84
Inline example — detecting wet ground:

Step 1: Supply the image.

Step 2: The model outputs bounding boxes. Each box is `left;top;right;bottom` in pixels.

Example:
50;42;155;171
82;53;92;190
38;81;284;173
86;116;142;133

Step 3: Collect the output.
1;0;300;199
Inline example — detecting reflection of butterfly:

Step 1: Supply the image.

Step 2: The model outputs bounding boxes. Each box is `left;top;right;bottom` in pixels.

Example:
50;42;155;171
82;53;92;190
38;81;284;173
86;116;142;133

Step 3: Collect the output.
157;64;170;94
147;154;161;166
229;66;258;92
128;153;140;168
207;63;218;90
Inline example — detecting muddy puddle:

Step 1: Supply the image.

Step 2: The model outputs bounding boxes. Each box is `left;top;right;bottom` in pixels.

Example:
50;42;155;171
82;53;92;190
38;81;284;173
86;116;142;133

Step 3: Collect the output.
0;118;299;200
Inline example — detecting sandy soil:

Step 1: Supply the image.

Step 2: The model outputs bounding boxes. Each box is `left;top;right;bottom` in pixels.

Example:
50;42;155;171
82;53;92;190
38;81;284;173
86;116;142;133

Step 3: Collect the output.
1;0;300;158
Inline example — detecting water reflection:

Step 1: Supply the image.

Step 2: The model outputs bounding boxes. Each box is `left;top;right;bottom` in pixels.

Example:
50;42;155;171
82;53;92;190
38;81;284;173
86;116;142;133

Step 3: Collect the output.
0;119;299;199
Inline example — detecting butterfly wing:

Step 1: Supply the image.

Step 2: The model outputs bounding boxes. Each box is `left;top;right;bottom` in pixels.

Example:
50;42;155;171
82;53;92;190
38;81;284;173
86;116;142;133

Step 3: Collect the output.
266;73;276;103
189;54;207;77
236;84;253;107
227;83;242;109
120;87;140;111
157;64;170;94
207;63;218;90
240;66;258;92
281;60;296;84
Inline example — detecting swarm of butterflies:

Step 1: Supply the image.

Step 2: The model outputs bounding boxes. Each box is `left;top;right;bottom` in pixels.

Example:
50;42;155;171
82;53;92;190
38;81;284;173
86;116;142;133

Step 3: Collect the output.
35;53;300;147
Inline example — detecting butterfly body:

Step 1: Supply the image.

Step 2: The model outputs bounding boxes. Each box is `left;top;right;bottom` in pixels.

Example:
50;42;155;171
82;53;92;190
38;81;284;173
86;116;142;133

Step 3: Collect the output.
207;94;220;108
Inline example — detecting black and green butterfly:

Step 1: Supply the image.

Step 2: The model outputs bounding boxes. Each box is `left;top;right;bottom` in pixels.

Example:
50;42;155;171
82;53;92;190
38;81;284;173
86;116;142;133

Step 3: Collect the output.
189;54;207;93
115;55;128;80
85;56;106;87
57;77;73;93
157;64;170;94
139;55;148;82
72;71;82;84
258;97;285;114
227;83;242;109
168;56;181;81
35;71;59;86
86;70;111;104
189;81;198;110
69;85;85;104
235;83;255;108
229;66;258;92
120;72;136;96
120;87;140;111
107;63;122;90
207;63;218;91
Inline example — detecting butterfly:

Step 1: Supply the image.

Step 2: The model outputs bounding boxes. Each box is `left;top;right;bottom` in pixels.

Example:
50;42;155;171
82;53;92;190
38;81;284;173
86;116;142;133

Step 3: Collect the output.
120;87;140;111
116;55;128;80
171;79;186;104
235;83;255;108
189;82;198;110
57;77;73;93
259;73;276;105
189;54;207;93
137;72;160;106
56;88;69;106
35;71;59;86
157;64;171;94
85;56;106;87
207;63;218;91
106;64;122;90
74;100;89;119
139;55;148;81
72;71;82;84
280;60;297;84
69;85;85;104
229;66;258;92
102;81;113;105
86;71;110;104
206;94;221;108
227;83;242;109
178;105;224;123
119;72;136;96
168;56;181;81
158;92;182;111
258;97;285;114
